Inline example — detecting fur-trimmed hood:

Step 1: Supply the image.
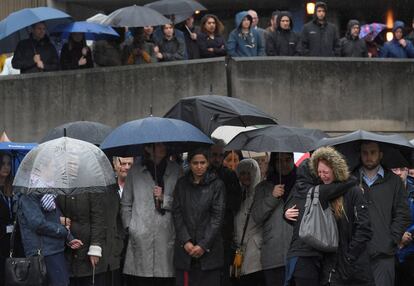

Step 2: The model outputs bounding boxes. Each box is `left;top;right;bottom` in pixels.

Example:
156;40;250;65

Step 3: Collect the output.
309;146;349;182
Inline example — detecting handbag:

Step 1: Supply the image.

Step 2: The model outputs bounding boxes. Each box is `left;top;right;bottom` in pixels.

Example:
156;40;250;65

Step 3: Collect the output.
5;220;47;286
298;185;339;252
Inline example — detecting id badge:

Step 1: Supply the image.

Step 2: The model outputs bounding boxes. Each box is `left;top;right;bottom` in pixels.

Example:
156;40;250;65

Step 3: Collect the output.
6;225;14;234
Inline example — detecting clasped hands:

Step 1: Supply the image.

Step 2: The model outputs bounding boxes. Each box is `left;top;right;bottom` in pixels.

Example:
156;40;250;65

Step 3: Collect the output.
184;241;205;259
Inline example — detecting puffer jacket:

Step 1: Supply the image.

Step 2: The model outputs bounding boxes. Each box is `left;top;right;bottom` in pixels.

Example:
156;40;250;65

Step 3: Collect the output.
173;170;226;271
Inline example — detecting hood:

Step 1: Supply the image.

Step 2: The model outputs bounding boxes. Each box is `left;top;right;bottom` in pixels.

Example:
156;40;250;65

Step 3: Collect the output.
313;1;327;20
277;11;294;30
393;20;405;33
236;158;261;192
235;11;252;29
309;146;349;182
346;19;360;38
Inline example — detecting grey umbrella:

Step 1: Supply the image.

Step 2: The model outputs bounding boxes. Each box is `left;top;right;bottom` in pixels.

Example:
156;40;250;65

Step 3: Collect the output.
316;129;414;170
102;5;171;27
13;137;116;196
145;0;207;18
224;125;328;153
40;121;112;146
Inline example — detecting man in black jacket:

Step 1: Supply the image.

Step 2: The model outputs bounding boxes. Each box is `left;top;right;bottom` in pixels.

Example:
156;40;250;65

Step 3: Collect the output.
298;2;340;57
266;11;299;56
339;20;368;57
354;141;411;286
12;22;59;73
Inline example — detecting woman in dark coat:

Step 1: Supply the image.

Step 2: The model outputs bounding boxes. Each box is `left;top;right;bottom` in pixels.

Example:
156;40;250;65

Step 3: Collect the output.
284;147;373;286
60;33;94;70
173;148;226;286
197;14;227;58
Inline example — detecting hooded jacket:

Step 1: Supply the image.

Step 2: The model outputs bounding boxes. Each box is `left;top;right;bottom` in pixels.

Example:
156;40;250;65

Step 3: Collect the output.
173;169;226;271
234;159;263;275
227;11;265;57
309;147;374;285
397;175;414;263
12;34;59;73
298;2;340;57
380;21;414;58
265;11;299;56
339;20;368;57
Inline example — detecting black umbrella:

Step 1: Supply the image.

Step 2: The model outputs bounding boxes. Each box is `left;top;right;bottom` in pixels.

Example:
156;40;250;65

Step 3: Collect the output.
316;129;414;170
164;95;277;135
41;121;112;146
224;125;328;153
145;0;207;18
102;5;171;27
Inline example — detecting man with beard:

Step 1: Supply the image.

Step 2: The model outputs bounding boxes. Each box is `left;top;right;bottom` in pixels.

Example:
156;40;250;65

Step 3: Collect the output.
209;139;242;285
355;141;411;286
298;1;340;57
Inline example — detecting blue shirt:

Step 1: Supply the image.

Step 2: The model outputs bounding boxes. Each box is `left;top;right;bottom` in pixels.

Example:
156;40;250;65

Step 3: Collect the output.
360;165;384;187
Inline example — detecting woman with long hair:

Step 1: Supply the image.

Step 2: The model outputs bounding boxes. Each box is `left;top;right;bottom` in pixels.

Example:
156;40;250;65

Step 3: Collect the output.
173;148;226;286
60;32;94;70
284;147;373;286
197;14;226;58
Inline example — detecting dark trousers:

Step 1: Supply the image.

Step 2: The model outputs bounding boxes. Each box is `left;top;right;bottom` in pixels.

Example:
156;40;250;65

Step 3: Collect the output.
176;269;220;286
263;267;285;286
125;276;174;286
396;255;414;286
370;256;394;286
105;269;122;286
239;271;265;286
292;257;321;286
70;272;106;286
44;252;70;286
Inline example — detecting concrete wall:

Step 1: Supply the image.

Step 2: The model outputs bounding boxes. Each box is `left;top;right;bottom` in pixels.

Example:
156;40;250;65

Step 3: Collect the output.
1;56;413;142
229;57;414;137
0;58;226;141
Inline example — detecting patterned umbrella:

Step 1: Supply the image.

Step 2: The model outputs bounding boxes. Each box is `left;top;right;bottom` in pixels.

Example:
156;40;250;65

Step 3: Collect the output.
359;23;386;42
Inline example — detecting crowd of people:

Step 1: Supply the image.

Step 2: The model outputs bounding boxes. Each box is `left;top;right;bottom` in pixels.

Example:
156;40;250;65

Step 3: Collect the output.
2;1;414;75
1;136;414;286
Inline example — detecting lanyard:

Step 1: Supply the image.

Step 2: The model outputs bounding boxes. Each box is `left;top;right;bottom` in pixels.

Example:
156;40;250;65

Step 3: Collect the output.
2;195;13;220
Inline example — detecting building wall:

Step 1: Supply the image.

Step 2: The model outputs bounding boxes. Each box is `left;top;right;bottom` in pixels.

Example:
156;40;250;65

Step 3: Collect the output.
0;0;47;20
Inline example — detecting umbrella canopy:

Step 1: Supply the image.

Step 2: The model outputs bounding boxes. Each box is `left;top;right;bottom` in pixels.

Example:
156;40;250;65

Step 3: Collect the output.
50;21;119;41
225;125;328;153
0;7;72;53
13;137;116;195
102;5;171;28
359;23;386;42
40;121;113;146
164;95;277;135
100;117;213;157
145;0;207;23
86;13;108;24
316;130;414;170
0;142;38;176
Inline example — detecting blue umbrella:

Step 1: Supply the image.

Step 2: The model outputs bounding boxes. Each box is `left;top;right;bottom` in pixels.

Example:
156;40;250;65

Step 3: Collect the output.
0;7;72;53
100;117;213;156
51;21;119;41
0;142;38;176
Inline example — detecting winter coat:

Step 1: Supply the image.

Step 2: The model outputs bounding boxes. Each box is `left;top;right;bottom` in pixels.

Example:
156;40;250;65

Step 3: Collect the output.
339;20;368;57
122;38;157;64
99;187;125;272
233;159;262;275
12;34;59;73
308;147;373;285
380;39;414;58
173;170;226;271
18;193;69;257
121;159;181;277
179;24;201;59
57;193;106;277
197;32;227;58
155;35;186;61
0;190;14;258
265;11;299;56
227;11;265;57
252;180;293;270
298;19;340;57
397;175;414;262
60;42;93;70
353;167;411;258
153;28;188;60
93;40;123;67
